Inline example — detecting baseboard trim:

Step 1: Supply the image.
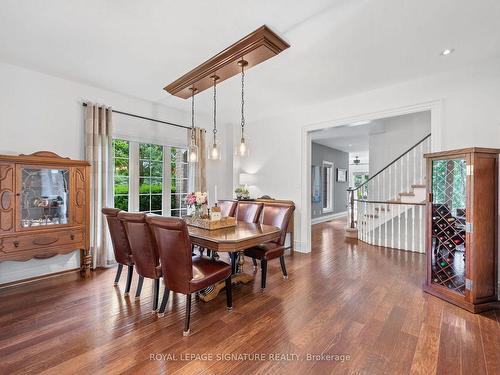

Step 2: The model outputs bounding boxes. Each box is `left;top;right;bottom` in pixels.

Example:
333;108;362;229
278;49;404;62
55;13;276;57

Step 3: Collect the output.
293;241;310;253
0;268;82;290
311;211;347;225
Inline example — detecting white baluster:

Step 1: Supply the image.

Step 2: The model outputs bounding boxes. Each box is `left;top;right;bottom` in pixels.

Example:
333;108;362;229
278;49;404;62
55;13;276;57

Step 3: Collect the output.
398;204;401;250
404;204;408;251
411;204;415;251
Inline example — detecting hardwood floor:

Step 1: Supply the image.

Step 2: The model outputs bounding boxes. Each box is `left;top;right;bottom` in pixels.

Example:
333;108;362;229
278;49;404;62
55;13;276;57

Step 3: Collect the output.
1;219;499;375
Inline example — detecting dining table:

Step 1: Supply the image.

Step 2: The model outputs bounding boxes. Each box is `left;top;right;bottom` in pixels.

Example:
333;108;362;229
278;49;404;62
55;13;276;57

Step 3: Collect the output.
188;221;281;302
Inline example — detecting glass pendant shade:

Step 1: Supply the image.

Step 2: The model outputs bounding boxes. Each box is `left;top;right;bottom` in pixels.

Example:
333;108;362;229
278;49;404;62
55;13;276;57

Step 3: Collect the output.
208;141;222;160
188;140;199;163
235;136;249;157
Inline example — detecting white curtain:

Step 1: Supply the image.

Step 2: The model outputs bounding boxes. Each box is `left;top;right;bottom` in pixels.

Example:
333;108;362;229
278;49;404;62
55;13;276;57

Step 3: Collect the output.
187;127;207;192
85;103;113;268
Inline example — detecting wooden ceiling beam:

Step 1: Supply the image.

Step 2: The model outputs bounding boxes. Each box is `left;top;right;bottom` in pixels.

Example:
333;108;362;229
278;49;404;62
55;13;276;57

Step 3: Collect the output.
164;25;290;99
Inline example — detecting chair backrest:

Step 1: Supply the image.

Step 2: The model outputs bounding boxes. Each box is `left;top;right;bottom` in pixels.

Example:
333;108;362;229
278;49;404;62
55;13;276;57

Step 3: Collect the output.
235;202;263;223
147;216;193;294
259;202;295;245
218;200;237;217
102;208;133;266
118;212;160;279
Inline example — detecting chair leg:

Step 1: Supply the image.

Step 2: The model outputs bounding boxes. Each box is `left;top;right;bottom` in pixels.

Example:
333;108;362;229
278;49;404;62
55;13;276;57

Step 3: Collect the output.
157;287;170;317
124;265;134;296
183;294;192;336
152;279;160;312
135;276;144;300
113;264;123;286
225;276;233;311
261;260;268;290
252;258;257;270
279;255;288;279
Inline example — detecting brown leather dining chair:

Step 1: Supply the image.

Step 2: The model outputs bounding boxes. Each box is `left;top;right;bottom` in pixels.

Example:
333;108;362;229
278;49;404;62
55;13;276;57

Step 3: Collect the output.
218;200;237;217
147;216;232;336
244;202;295;290
118;212;169;315
102;208;136;296
234;201;263;223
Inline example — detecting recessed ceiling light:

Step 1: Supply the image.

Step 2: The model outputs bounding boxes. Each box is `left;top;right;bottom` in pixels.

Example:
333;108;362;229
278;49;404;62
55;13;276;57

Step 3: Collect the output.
440;48;455;56
348;144;353;147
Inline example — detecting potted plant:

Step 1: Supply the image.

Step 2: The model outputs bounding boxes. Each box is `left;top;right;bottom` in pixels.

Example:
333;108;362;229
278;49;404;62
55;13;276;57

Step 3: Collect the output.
234;185;250;200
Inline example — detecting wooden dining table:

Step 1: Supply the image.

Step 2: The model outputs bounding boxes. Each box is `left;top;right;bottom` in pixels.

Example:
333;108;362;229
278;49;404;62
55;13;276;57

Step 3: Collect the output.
188;221;281;302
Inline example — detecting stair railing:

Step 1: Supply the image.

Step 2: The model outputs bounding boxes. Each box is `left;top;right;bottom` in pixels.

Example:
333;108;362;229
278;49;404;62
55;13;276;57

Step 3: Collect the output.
347;134;431;251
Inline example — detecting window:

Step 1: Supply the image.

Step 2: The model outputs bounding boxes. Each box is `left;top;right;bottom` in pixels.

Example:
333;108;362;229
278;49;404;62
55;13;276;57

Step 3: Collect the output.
139;143;163;214
113;139;130;211
170;147;189;217
112;139;188;216
322;161;333;213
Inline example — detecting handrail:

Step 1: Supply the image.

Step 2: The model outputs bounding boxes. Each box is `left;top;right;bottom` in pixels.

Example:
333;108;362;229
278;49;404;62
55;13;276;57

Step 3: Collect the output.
347;133;431;193
354;199;425;206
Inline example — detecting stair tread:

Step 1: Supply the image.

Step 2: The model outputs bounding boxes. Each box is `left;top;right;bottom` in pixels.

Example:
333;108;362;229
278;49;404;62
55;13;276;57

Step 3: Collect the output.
411;184;426;188
399;192;415;196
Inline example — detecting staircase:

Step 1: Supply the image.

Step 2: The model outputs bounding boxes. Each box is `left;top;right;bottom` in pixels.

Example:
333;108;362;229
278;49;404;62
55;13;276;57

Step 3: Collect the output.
347;134;431;253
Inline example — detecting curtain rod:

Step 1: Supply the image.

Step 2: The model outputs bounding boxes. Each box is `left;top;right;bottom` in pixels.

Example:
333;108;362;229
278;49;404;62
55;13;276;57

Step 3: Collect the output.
82;102;202;131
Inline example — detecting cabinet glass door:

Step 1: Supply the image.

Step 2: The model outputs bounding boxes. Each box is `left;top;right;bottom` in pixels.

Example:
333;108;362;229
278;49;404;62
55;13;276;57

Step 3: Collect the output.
19;167;70;228
430;158;467;295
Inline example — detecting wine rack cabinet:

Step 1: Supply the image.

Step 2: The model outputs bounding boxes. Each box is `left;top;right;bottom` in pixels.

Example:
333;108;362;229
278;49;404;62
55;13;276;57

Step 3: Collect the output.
424;148;499;313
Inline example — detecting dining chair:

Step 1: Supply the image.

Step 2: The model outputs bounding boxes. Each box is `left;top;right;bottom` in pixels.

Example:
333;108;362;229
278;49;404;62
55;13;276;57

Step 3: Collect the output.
147;216;232;336
218;200;238;217
235;201;263;223
102;208;135;296
118;212;169;315
244;202;295;290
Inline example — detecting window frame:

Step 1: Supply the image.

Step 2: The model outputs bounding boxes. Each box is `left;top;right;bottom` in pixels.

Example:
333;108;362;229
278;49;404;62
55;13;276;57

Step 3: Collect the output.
112;138;188;216
322;161;334;213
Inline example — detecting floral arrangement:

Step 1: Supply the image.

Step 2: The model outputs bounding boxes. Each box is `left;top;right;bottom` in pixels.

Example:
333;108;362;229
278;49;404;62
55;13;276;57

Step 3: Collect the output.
186;192;208;217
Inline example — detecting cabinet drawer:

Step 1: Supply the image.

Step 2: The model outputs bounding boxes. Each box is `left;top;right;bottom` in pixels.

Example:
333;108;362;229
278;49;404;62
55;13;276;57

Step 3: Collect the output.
0;229;84;254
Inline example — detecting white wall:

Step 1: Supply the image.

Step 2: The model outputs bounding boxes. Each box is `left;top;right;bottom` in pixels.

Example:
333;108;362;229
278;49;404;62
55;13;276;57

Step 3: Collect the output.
0;62;233;283
237;57;500;252
368;111;431;174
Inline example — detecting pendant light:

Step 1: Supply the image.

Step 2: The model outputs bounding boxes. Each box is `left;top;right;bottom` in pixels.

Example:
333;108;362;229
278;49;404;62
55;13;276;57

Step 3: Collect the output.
208;75;222;160
188;86;199;163
237;59;249;157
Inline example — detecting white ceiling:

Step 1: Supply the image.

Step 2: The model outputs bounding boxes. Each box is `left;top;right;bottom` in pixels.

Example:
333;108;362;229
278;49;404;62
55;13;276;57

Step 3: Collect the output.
1;0;500;124
311;111;430;153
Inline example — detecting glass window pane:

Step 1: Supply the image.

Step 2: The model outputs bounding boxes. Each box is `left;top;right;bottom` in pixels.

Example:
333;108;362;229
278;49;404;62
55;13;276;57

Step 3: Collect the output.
171;194;181;210
140;160;151;176
151;195;162;211
114;177;129;195
139;143;151;159
151;211;162;216
151;162;163;177
139;178;151;194
114;158;129;176
151;145;163;161
150;178;163;194
139;195;150;212
113;139;129;158
114;196;128;211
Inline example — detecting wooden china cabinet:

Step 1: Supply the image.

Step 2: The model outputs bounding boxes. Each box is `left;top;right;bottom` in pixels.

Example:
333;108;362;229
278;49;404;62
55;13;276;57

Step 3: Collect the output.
0;151;91;279
424;148;499;313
